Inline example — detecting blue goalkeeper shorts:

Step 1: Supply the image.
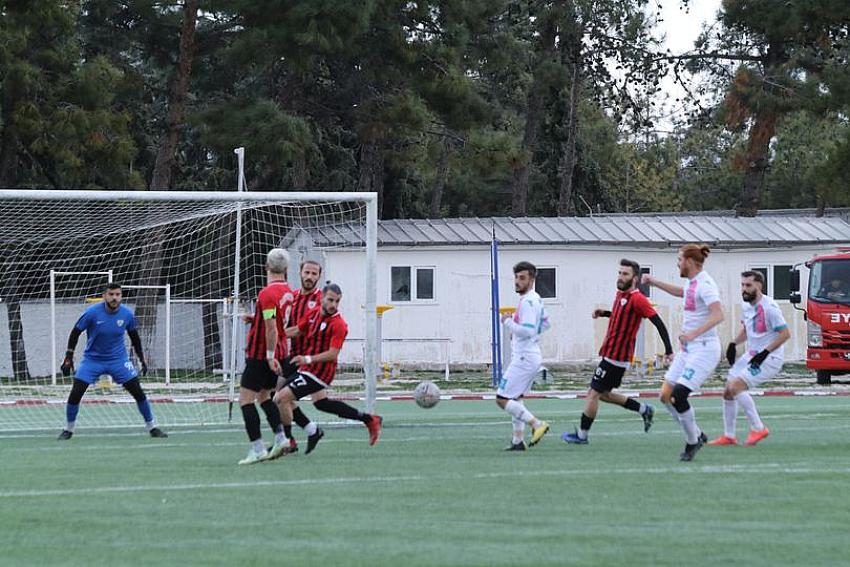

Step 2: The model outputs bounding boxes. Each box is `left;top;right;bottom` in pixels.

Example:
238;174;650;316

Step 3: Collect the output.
75;358;139;385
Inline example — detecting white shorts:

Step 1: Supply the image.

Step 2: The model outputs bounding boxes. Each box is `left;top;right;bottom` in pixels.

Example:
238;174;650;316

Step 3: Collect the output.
497;352;542;399
664;337;721;391
728;351;784;389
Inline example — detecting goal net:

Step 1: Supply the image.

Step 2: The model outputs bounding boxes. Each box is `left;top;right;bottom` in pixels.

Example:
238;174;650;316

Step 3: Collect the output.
0;190;377;432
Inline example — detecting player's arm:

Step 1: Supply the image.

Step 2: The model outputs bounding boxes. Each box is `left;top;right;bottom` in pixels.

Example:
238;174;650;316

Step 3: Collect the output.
726;323;747;365
681;301;724;342
647;314;674;356
293;347;341;365
641;274;683;297
592;309;612;318
60;327;83;376
262;309;281;373
284;325;301;338
750;318;791;368
127;329;148;376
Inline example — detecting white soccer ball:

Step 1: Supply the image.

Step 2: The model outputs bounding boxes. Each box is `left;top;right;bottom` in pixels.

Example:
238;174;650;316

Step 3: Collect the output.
413;380;441;409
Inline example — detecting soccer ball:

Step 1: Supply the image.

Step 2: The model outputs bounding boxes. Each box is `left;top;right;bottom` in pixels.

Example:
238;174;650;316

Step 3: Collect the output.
413;380;441;409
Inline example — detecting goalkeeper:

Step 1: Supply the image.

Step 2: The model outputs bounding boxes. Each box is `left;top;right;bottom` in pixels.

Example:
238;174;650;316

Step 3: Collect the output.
57;283;167;440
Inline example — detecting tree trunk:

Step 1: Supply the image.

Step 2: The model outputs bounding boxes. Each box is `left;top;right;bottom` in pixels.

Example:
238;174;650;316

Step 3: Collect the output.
150;0;199;191
429;140;450;218
557;60;581;216
0;100;31;380
736;110;778;217
511;18;556;216
357;139;385;217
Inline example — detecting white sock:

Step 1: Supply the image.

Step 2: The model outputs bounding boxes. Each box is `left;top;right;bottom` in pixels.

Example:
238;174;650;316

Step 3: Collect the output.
723;399;738;438
511;416;525;444
304;421;318;436
577;429;588;440
736;391;764;431
65;421;76;433
145;421;156;432
638;403;647;414
274;431;288;444
678;407;700;445
251;439;265;453
504;399;535;424
664;403;681;424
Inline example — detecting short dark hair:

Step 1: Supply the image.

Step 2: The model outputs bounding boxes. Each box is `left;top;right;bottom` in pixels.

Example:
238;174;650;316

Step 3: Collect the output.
741;270;765;286
620;258;641;278
323;282;342;295
513;261;537;278
300;259;322;273
105;283;122;291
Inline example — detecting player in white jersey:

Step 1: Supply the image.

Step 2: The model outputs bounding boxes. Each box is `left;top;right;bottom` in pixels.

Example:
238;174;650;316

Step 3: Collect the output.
643;243;724;461
496;261;551;451
709;271;790;447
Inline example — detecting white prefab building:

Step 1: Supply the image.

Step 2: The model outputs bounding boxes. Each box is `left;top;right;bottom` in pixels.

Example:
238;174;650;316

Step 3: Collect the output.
304;212;850;368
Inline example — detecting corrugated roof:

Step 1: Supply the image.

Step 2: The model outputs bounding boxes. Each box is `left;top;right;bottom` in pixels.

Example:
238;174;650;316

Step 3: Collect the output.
302;214;850;249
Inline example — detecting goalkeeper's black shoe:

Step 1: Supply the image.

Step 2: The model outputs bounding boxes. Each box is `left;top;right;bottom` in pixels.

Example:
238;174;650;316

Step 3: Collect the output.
149;427;168;438
57;430;73;440
305;428;324;455
504;441;527;451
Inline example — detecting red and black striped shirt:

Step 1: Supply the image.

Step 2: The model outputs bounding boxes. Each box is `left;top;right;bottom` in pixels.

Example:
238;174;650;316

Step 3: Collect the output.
599;289;656;363
290;287;322;356
296;310;348;385
246;281;294;360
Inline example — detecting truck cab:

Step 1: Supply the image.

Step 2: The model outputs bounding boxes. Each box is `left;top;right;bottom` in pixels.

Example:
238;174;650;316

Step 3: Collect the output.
790;249;850;384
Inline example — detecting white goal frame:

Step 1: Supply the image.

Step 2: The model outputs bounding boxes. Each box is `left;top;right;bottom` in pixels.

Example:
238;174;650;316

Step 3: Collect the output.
0;189;379;414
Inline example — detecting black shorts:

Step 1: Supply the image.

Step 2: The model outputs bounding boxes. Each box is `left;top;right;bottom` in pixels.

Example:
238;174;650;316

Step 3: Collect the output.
589;359;627;393
240;358;278;392
279;357;299;381
282;372;326;400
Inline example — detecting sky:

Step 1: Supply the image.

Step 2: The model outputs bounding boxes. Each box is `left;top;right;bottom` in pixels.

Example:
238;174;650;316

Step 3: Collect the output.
654;0;723;129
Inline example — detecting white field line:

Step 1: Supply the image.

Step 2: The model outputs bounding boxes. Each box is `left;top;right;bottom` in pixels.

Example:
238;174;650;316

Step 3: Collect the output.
2;463;849;499
5;421;850;453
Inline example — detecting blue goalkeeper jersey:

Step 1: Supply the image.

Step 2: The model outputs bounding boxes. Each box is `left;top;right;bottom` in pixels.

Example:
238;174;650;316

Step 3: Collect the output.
74;303;137;361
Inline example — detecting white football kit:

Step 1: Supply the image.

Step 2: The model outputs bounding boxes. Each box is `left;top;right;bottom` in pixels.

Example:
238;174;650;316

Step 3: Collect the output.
729;294;788;388
497;290;549;399
665;270;722;390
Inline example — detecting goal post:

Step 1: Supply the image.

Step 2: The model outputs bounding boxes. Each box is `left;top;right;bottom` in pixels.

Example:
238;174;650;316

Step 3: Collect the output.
0;189;378;431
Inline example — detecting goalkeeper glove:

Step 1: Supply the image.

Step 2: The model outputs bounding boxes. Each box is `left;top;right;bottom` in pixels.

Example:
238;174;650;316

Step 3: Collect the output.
725;342;737;366
139;359;148;376
749;349;770;369
60;350;75;377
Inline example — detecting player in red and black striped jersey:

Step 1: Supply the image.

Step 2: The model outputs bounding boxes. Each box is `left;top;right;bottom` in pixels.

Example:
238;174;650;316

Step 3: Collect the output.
237;249;294;465
562;259;673;445
273;283;383;449
275;259;324;453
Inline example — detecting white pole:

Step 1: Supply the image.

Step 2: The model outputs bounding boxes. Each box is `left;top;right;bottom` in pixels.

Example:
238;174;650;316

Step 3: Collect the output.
228;147;246;418
50;270;56;386
165;283;171;387
364;197;378;413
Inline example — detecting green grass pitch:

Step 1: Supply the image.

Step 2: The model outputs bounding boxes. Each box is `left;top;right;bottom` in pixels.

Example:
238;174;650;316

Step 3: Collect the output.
2;397;849;566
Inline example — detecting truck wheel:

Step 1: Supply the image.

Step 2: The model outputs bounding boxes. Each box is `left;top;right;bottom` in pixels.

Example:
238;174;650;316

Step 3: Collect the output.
816;370;832;385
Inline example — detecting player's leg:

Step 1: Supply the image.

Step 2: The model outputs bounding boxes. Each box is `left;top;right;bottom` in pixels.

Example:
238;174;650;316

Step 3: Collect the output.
276;357;317;449
709;358;751;445
120;377;167;438
661;354;684;424
59;377;92;439
496;354;548;447
237;360;270;464
601;390;655;432
309;382;383;446
737;355;781;446
257;388;292;460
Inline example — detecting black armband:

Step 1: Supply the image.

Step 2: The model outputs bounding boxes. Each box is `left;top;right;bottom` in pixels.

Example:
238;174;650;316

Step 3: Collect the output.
601;310;612;318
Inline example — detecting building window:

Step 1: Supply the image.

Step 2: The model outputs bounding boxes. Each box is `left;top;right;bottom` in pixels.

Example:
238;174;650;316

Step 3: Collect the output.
746;265;793;300
772;265;793;300
536;267;556;299
639;267;652;298
391;266;435;302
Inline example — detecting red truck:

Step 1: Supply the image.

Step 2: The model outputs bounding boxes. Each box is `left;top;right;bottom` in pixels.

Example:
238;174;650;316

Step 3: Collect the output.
790;248;850;384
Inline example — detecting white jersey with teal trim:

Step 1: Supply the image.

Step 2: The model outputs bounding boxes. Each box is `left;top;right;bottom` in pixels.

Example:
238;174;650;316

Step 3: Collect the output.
504;290;549;357
741;294;788;358
682;270;721;339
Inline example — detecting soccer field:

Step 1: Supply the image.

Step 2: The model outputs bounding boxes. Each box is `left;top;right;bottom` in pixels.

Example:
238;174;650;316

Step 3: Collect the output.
2;397;849;567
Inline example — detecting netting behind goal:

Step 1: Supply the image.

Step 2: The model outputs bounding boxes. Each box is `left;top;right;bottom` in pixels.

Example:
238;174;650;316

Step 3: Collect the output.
0;191;377;432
